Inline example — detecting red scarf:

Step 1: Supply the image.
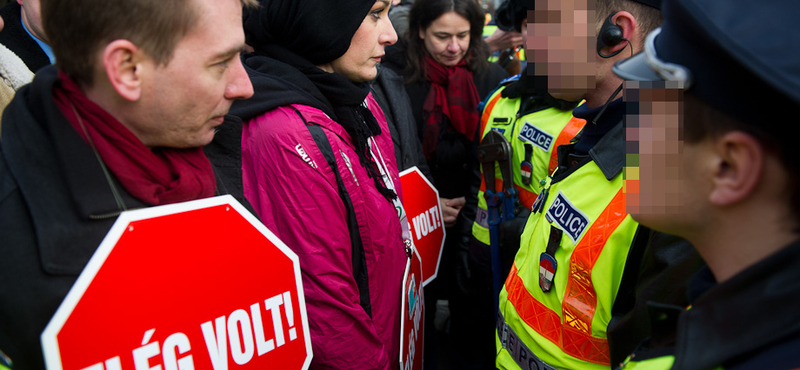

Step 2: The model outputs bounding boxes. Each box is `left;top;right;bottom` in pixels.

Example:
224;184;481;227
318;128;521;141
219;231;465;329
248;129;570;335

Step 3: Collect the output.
421;55;481;158
52;71;216;206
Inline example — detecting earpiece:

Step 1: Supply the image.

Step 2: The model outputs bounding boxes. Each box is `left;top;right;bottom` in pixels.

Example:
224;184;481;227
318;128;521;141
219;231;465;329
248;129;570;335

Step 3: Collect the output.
597;12;628;58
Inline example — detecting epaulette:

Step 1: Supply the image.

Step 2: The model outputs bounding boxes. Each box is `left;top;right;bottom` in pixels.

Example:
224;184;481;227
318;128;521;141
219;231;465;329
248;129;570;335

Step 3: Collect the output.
478;74;521;113
499;74;520;86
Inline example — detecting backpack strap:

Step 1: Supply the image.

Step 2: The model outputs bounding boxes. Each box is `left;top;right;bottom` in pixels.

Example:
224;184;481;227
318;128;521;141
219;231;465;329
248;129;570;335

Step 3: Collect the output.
294;107;372;318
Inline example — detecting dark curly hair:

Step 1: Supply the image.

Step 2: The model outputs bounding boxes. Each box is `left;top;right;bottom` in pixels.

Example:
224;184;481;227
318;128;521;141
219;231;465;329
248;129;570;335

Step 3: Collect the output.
404;0;490;85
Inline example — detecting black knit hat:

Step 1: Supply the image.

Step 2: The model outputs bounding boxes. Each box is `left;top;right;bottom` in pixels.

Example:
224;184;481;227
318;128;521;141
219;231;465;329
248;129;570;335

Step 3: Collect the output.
495;0;530;32
243;0;376;65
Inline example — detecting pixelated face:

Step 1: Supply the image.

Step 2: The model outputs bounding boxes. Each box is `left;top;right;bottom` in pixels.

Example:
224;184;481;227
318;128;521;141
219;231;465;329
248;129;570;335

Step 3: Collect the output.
624;81;691;231
528;0;597;101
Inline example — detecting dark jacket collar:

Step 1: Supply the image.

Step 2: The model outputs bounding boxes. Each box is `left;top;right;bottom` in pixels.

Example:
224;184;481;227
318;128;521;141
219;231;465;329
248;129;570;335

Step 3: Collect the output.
589;118;625;180
554;117;624;182
2;66;145;275
673;239;800;370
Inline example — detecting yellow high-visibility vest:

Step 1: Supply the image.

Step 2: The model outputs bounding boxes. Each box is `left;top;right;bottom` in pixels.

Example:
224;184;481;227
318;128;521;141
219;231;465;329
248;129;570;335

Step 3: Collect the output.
472;84;585;249
496;138;639;370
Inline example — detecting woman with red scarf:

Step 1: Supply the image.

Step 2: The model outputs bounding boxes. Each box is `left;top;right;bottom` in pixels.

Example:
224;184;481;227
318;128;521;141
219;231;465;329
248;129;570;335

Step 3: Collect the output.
402;0;508;368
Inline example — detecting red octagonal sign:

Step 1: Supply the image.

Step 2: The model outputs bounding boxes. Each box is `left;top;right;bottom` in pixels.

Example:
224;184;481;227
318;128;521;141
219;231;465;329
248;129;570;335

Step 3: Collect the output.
41;195;312;370
399;167;445;287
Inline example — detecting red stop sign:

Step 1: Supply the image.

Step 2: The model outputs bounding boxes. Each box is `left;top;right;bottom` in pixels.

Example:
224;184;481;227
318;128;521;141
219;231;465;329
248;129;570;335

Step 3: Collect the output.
399;167;445;287
41;195;312;370
399;247;424;370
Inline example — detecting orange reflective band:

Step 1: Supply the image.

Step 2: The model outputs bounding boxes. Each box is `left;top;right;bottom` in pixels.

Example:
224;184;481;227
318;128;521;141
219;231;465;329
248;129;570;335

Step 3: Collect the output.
479;93;504;142
479;177;538;210
548;117;587;174
505;265;611;365
563;189;626;340
505;189;627;366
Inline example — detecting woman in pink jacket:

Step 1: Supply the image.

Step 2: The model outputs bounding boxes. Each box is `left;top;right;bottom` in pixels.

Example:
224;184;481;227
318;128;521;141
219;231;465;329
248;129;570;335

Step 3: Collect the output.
234;0;408;369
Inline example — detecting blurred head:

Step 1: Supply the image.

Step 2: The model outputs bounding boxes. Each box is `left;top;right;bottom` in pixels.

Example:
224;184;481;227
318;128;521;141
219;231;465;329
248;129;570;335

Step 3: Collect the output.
495;0;528;33
623;81;687;231
527;0;660;104
17;0;47;43
43;0;257;148
616;0;800;239
405;0;490;83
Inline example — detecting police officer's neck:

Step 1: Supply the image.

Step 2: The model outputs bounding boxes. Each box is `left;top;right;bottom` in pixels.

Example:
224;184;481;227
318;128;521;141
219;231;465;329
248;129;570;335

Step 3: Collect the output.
691;187;800;283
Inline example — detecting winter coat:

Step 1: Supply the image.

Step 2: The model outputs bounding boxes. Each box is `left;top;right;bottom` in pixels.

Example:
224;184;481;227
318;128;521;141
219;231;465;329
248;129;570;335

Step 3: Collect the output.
0;66;250;369
370;64;431;178
0;66;148;370
234;53;407;370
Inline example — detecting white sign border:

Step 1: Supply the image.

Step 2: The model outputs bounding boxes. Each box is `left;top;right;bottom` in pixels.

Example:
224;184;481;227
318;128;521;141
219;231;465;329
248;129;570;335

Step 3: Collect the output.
41;194;313;370
399;166;446;287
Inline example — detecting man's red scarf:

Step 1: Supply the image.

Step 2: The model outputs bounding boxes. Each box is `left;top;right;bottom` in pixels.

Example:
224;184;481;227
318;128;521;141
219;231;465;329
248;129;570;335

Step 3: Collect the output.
421;55;481;158
52;71;216;206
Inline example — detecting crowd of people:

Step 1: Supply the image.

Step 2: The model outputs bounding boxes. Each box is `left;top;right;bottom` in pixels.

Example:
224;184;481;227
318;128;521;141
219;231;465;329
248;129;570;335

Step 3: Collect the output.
1;0;799;369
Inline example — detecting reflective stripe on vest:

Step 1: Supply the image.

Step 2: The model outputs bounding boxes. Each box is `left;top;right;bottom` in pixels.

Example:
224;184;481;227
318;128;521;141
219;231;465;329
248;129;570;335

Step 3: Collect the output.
497;160;638;369
472;87;585;247
497;311;559;370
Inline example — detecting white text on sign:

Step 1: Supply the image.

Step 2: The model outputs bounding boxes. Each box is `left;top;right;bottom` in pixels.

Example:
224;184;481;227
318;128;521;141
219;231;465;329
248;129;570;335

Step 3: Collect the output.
411;205;442;241
78;291;298;370
403;283;422;370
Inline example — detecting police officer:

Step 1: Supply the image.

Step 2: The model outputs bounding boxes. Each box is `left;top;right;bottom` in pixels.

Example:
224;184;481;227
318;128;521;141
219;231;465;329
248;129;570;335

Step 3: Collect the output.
613;0;800;368
494;0;703;369
464;1;586;368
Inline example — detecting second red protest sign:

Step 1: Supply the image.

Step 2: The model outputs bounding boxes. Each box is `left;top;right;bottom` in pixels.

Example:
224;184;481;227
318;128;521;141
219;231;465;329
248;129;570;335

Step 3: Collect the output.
399;167;445;286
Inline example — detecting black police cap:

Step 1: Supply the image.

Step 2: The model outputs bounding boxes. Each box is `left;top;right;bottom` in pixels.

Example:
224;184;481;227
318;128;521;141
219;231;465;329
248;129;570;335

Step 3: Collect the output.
613;0;800;128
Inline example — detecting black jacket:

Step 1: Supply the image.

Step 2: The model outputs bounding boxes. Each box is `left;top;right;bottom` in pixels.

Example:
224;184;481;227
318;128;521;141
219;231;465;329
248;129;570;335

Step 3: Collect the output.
0;67;147;370
404;63;507;241
0;66;242;369
370;64;432;179
672;241;800;370
0;1;50;73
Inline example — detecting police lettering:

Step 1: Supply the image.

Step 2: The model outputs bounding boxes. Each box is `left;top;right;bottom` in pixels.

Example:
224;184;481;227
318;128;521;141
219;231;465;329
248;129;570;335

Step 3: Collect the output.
546;191;590;244
518;122;554;152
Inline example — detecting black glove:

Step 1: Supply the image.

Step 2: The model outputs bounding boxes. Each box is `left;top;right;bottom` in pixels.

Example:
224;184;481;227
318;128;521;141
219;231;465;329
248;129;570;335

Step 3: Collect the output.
498;208;531;277
454;235;472;297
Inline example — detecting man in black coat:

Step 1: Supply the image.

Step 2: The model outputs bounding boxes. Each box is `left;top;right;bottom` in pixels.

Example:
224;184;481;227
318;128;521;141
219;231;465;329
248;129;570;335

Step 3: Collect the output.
0;0;255;368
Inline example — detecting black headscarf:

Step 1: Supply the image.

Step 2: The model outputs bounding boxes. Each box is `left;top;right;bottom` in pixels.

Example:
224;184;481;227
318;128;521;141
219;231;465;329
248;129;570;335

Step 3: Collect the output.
244;0;376;66
242;0;397;201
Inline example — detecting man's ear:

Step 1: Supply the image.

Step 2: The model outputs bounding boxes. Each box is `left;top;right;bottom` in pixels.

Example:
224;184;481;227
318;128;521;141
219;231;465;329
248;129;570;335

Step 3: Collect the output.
605;11;637;56
101;39;145;102
708;131;764;206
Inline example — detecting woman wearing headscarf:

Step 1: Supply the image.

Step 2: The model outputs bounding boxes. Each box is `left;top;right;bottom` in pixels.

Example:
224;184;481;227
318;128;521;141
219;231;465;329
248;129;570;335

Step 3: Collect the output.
233;1;406;368
402;0;508;368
